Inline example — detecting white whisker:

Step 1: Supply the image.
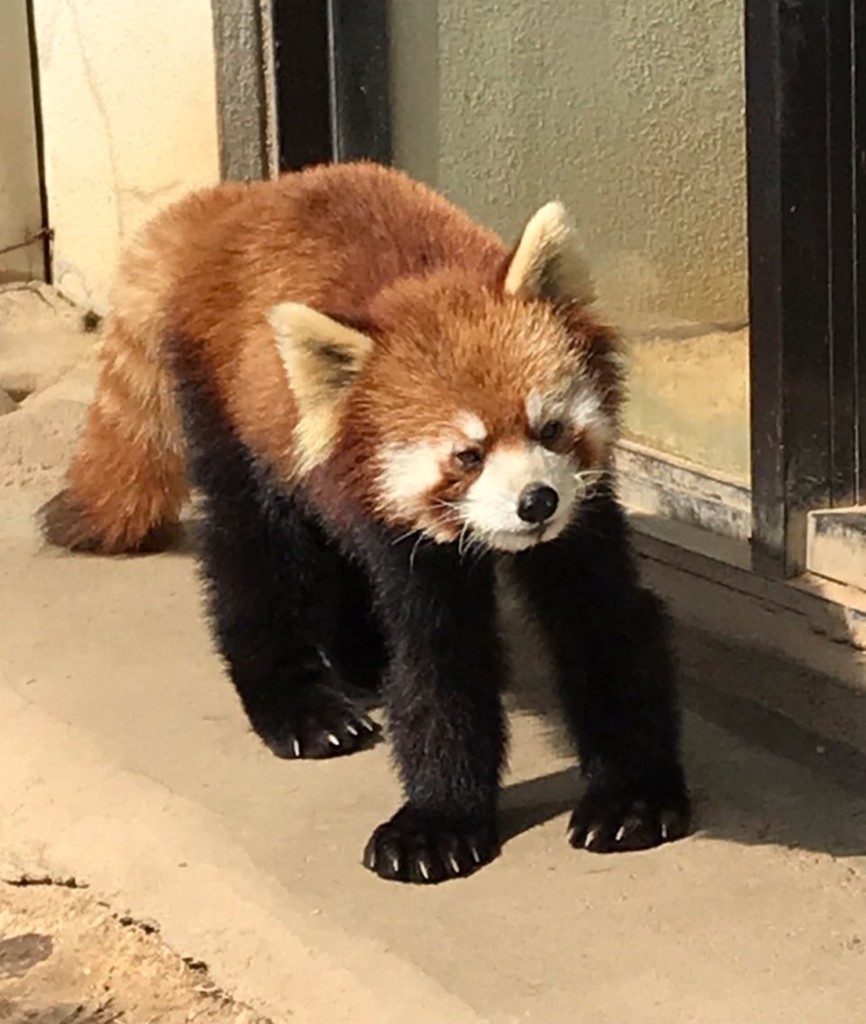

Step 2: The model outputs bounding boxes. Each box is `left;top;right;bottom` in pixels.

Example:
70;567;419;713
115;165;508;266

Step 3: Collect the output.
409;533;428;571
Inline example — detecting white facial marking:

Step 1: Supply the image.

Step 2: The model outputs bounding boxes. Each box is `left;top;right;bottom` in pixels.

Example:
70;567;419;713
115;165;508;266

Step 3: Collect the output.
525;391;546;428
461;441;579;552
526;384;615;446
454;411;487;443
379;440;448;516
568;388;614;442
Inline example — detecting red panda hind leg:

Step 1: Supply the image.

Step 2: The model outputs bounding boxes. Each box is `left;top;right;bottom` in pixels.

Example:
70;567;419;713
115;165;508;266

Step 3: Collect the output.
39;314;188;554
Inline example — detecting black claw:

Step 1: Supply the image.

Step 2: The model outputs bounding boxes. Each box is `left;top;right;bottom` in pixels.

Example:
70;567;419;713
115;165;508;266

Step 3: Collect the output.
363;807;499;884
569;783;691;854
253;685;379;760
362;842;377;871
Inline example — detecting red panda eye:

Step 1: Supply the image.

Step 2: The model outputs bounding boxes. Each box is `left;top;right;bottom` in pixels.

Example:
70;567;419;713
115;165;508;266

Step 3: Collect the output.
540;420;564;445
455;447;484;471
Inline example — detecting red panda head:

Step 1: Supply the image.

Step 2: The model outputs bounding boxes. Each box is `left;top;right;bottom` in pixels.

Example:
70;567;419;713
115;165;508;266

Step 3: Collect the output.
268;202;623;552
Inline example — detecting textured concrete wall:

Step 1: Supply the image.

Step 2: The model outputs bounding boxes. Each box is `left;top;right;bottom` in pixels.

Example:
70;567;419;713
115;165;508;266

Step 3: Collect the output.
33;0;221;311
389;0;747;325
211;0;276;182
0;0;44;281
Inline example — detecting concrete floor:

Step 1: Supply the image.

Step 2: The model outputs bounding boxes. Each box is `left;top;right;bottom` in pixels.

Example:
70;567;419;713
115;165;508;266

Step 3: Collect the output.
2;285;866;1022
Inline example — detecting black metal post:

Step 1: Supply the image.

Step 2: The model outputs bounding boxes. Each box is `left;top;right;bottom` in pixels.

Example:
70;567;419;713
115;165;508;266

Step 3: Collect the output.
855;1;866;501
746;0;834;576
827;0;858;506
271;0;332;171
326;0;392;165
269;0;392;172
25;0;51;281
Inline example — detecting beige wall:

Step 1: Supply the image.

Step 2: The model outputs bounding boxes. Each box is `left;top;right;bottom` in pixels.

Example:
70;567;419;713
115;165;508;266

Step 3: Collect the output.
389;0;747;326
0;0;44;281
33;0;222;311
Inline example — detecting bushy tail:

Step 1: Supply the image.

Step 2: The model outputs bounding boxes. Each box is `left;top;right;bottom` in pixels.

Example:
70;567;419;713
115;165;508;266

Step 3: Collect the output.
40;236;189;554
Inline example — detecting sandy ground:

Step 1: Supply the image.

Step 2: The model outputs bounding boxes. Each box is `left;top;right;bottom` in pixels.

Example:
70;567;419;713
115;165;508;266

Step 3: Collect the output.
2;284;866;1022
0;282;274;1022
0;879;268;1024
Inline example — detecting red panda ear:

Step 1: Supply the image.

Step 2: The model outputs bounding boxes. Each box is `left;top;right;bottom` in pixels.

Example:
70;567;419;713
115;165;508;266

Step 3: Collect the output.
503;201;596;306
267;302;374;472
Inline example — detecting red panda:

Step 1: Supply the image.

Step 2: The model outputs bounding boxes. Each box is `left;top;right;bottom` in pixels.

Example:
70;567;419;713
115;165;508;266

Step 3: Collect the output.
41;162;690;884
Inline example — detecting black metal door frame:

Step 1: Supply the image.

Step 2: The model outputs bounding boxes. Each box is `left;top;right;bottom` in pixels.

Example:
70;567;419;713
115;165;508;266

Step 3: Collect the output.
271;0;391;171
746;0;865;577
270;0;866;581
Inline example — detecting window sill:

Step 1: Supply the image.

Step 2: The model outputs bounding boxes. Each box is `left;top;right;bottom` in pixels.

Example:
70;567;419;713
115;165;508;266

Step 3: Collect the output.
625;508;866;755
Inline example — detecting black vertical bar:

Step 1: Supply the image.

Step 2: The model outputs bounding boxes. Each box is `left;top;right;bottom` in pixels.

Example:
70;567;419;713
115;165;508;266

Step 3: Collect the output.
25;0;51;282
747;0;833;576
271;0;332;171
828;0;857;505
777;0;833;560
747;0;784;570
327;0;392;164
855;0;866;502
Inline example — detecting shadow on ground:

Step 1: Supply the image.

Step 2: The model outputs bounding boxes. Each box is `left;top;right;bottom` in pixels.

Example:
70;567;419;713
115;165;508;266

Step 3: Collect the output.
500;628;866;860
91;521;866;864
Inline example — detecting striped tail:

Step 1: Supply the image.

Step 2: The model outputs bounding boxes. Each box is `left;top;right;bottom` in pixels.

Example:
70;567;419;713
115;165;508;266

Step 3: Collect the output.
40;236;189;553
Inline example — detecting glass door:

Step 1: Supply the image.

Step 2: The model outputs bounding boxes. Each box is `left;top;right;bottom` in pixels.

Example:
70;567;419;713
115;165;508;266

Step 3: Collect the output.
271;0;866;586
389;1;749;486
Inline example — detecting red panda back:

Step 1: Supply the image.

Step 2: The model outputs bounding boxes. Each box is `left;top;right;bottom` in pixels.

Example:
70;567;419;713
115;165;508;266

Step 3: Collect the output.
40;163;511;553
167;163;513;485
171;162;508;337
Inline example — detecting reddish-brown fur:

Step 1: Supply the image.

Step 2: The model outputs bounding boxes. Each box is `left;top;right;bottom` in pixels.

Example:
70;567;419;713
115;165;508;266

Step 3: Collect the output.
42;162;620;553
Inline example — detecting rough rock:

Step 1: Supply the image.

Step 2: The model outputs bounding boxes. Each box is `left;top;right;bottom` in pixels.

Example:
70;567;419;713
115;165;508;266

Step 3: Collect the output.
0;388;16;415
0;282;94;398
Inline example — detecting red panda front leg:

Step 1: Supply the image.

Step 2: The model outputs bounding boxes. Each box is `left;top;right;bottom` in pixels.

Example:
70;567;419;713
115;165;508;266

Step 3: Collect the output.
513;489;691;853
355;526;508;884
175;369;379;760
197;484;381;760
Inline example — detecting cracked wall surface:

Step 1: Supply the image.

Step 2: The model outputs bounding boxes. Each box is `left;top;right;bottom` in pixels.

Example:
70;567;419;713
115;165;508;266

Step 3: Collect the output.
32;0;221;311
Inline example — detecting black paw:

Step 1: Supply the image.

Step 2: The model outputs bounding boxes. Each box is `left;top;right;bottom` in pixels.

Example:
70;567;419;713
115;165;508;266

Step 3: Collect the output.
362;807;499;884
253;685;379;760
568;783;691;853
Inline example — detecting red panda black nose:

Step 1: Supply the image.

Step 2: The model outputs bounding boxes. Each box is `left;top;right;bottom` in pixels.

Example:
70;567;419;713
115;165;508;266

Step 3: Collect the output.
518;484;559;524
